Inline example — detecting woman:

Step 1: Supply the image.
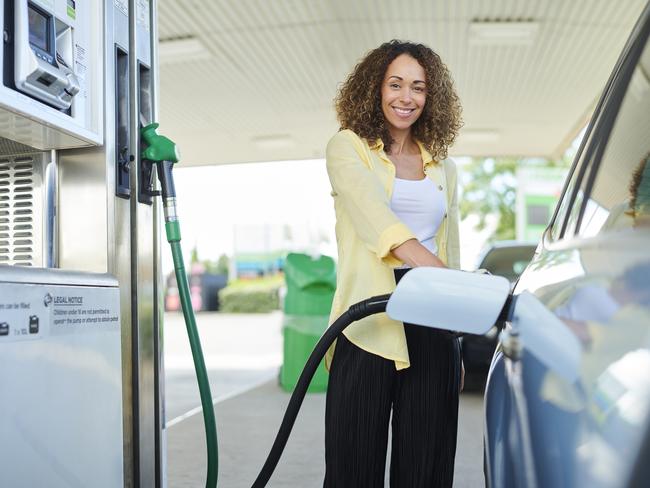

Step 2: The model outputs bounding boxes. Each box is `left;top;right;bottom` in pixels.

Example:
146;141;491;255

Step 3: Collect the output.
324;40;464;487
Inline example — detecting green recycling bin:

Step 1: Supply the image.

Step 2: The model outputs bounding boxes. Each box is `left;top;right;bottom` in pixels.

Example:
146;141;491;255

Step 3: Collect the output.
280;253;336;392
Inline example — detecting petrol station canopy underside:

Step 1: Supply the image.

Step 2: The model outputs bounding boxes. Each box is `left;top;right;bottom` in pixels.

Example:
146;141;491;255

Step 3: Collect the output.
156;0;647;167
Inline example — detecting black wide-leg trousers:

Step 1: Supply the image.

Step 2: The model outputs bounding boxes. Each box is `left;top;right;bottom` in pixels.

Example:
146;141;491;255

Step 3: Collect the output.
324;272;461;488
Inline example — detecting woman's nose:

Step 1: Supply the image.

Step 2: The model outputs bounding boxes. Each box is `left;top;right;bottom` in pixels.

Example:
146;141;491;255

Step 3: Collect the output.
399;88;412;102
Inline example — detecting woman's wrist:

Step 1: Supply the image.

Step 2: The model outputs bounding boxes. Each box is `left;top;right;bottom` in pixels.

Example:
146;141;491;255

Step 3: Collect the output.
391;239;446;268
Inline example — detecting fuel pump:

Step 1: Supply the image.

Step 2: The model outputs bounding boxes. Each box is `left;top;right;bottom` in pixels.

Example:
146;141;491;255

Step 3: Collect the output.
1;1;160;487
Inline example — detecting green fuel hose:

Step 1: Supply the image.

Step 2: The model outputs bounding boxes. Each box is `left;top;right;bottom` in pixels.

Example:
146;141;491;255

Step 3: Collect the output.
140;123;219;488
167;220;219;488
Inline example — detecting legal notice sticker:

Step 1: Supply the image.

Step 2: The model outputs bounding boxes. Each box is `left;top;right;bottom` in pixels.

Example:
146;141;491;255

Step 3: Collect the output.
0;282;120;343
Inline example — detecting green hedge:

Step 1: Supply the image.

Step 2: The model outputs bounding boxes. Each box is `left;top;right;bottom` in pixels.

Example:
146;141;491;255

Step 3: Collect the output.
218;283;281;313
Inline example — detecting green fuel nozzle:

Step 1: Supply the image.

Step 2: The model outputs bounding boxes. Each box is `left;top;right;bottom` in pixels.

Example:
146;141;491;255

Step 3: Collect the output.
140;122;180;202
141;122;180;163
140;122;180;229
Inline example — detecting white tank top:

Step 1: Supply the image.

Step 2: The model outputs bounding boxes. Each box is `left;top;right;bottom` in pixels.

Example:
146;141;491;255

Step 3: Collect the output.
390;176;446;256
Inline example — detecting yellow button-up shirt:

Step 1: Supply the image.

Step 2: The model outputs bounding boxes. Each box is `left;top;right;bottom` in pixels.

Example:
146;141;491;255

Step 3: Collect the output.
325;129;461;370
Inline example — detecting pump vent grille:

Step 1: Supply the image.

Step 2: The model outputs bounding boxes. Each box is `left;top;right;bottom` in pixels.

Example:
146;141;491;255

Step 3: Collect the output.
0;155;43;266
0;136;39;156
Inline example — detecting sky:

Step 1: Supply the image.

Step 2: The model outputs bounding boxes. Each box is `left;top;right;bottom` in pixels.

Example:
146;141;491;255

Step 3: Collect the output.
161;159;337;276
161;156;493;278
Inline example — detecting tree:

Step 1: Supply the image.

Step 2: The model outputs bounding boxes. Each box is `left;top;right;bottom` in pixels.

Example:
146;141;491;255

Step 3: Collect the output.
215;254;230;275
460;157;571;242
197;253;230;275
190;244;200;264
460;158;517;241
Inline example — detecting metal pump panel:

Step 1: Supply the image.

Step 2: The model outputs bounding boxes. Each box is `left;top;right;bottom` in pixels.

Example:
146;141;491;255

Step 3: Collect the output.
0;0;103;148
13;1;80;110
0;266;124;487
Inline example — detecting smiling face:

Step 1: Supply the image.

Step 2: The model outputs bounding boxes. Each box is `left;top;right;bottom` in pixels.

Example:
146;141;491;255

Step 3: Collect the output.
381;54;427;138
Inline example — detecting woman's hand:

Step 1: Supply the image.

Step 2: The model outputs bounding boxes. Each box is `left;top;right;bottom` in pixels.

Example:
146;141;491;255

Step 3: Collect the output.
391;239;446;268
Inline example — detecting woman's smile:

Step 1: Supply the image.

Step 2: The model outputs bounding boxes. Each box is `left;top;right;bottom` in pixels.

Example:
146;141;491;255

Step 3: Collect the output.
392;106;417;118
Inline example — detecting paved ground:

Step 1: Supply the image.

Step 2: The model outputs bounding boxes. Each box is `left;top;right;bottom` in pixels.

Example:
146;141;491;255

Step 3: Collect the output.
164;311;485;487
164;311;284;423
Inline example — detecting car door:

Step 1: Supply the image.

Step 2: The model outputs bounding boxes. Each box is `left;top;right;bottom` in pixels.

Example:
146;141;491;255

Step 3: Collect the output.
485;5;650;488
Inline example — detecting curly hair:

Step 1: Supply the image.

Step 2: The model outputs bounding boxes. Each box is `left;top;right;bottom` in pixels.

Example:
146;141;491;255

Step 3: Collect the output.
335;40;463;160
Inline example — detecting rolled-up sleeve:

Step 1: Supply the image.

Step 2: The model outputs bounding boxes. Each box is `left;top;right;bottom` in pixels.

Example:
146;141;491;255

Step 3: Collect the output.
326;130;415;266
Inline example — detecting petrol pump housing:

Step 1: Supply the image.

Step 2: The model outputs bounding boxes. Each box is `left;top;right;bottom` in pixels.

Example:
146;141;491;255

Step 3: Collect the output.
0;1;163;486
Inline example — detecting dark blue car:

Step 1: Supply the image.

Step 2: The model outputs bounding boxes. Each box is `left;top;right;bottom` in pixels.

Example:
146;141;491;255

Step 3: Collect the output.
482;5;650;486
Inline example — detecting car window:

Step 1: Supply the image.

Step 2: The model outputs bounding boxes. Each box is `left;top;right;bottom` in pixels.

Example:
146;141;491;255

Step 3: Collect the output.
478;245;536;282
573;37;650;237
549;149;587;241
549;95;610;241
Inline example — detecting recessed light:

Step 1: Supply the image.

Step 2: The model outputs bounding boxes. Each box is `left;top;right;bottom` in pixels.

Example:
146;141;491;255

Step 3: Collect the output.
469;20;539;45
159;36;211;64
252;134;295;149
460;129;500;143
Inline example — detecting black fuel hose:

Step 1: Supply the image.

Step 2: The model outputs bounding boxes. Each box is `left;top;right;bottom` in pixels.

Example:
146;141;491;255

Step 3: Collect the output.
251;294;391;488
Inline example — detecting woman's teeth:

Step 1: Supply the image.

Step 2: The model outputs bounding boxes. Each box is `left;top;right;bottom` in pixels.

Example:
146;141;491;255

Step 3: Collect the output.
394;107;414;116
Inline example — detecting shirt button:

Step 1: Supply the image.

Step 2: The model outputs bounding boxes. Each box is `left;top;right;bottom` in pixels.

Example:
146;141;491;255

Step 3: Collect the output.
444;212;448;218
438;185;443;191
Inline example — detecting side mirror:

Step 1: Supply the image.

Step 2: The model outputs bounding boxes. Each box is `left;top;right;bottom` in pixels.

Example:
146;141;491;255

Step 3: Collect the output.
386;267;511;334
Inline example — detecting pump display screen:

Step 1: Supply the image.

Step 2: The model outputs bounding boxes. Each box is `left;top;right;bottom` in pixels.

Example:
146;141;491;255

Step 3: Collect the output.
28;5;49;52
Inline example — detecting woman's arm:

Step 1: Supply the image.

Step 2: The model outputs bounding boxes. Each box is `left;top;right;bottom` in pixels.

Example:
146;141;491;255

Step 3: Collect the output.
326;131;416;267
391;239;446;268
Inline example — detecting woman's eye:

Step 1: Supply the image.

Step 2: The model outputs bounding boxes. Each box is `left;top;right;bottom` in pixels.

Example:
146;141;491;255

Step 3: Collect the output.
413;86;425;92
390;83;400;89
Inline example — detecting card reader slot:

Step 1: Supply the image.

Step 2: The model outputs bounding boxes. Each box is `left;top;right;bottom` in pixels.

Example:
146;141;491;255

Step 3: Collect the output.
115;46;131;199
137;63;155;205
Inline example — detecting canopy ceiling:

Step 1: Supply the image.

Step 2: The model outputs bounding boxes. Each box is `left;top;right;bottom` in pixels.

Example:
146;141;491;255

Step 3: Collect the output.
157;0;647;166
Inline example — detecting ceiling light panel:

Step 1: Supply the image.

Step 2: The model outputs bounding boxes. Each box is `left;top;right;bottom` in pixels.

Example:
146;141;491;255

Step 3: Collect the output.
469;20;539;45
159;37;211;64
